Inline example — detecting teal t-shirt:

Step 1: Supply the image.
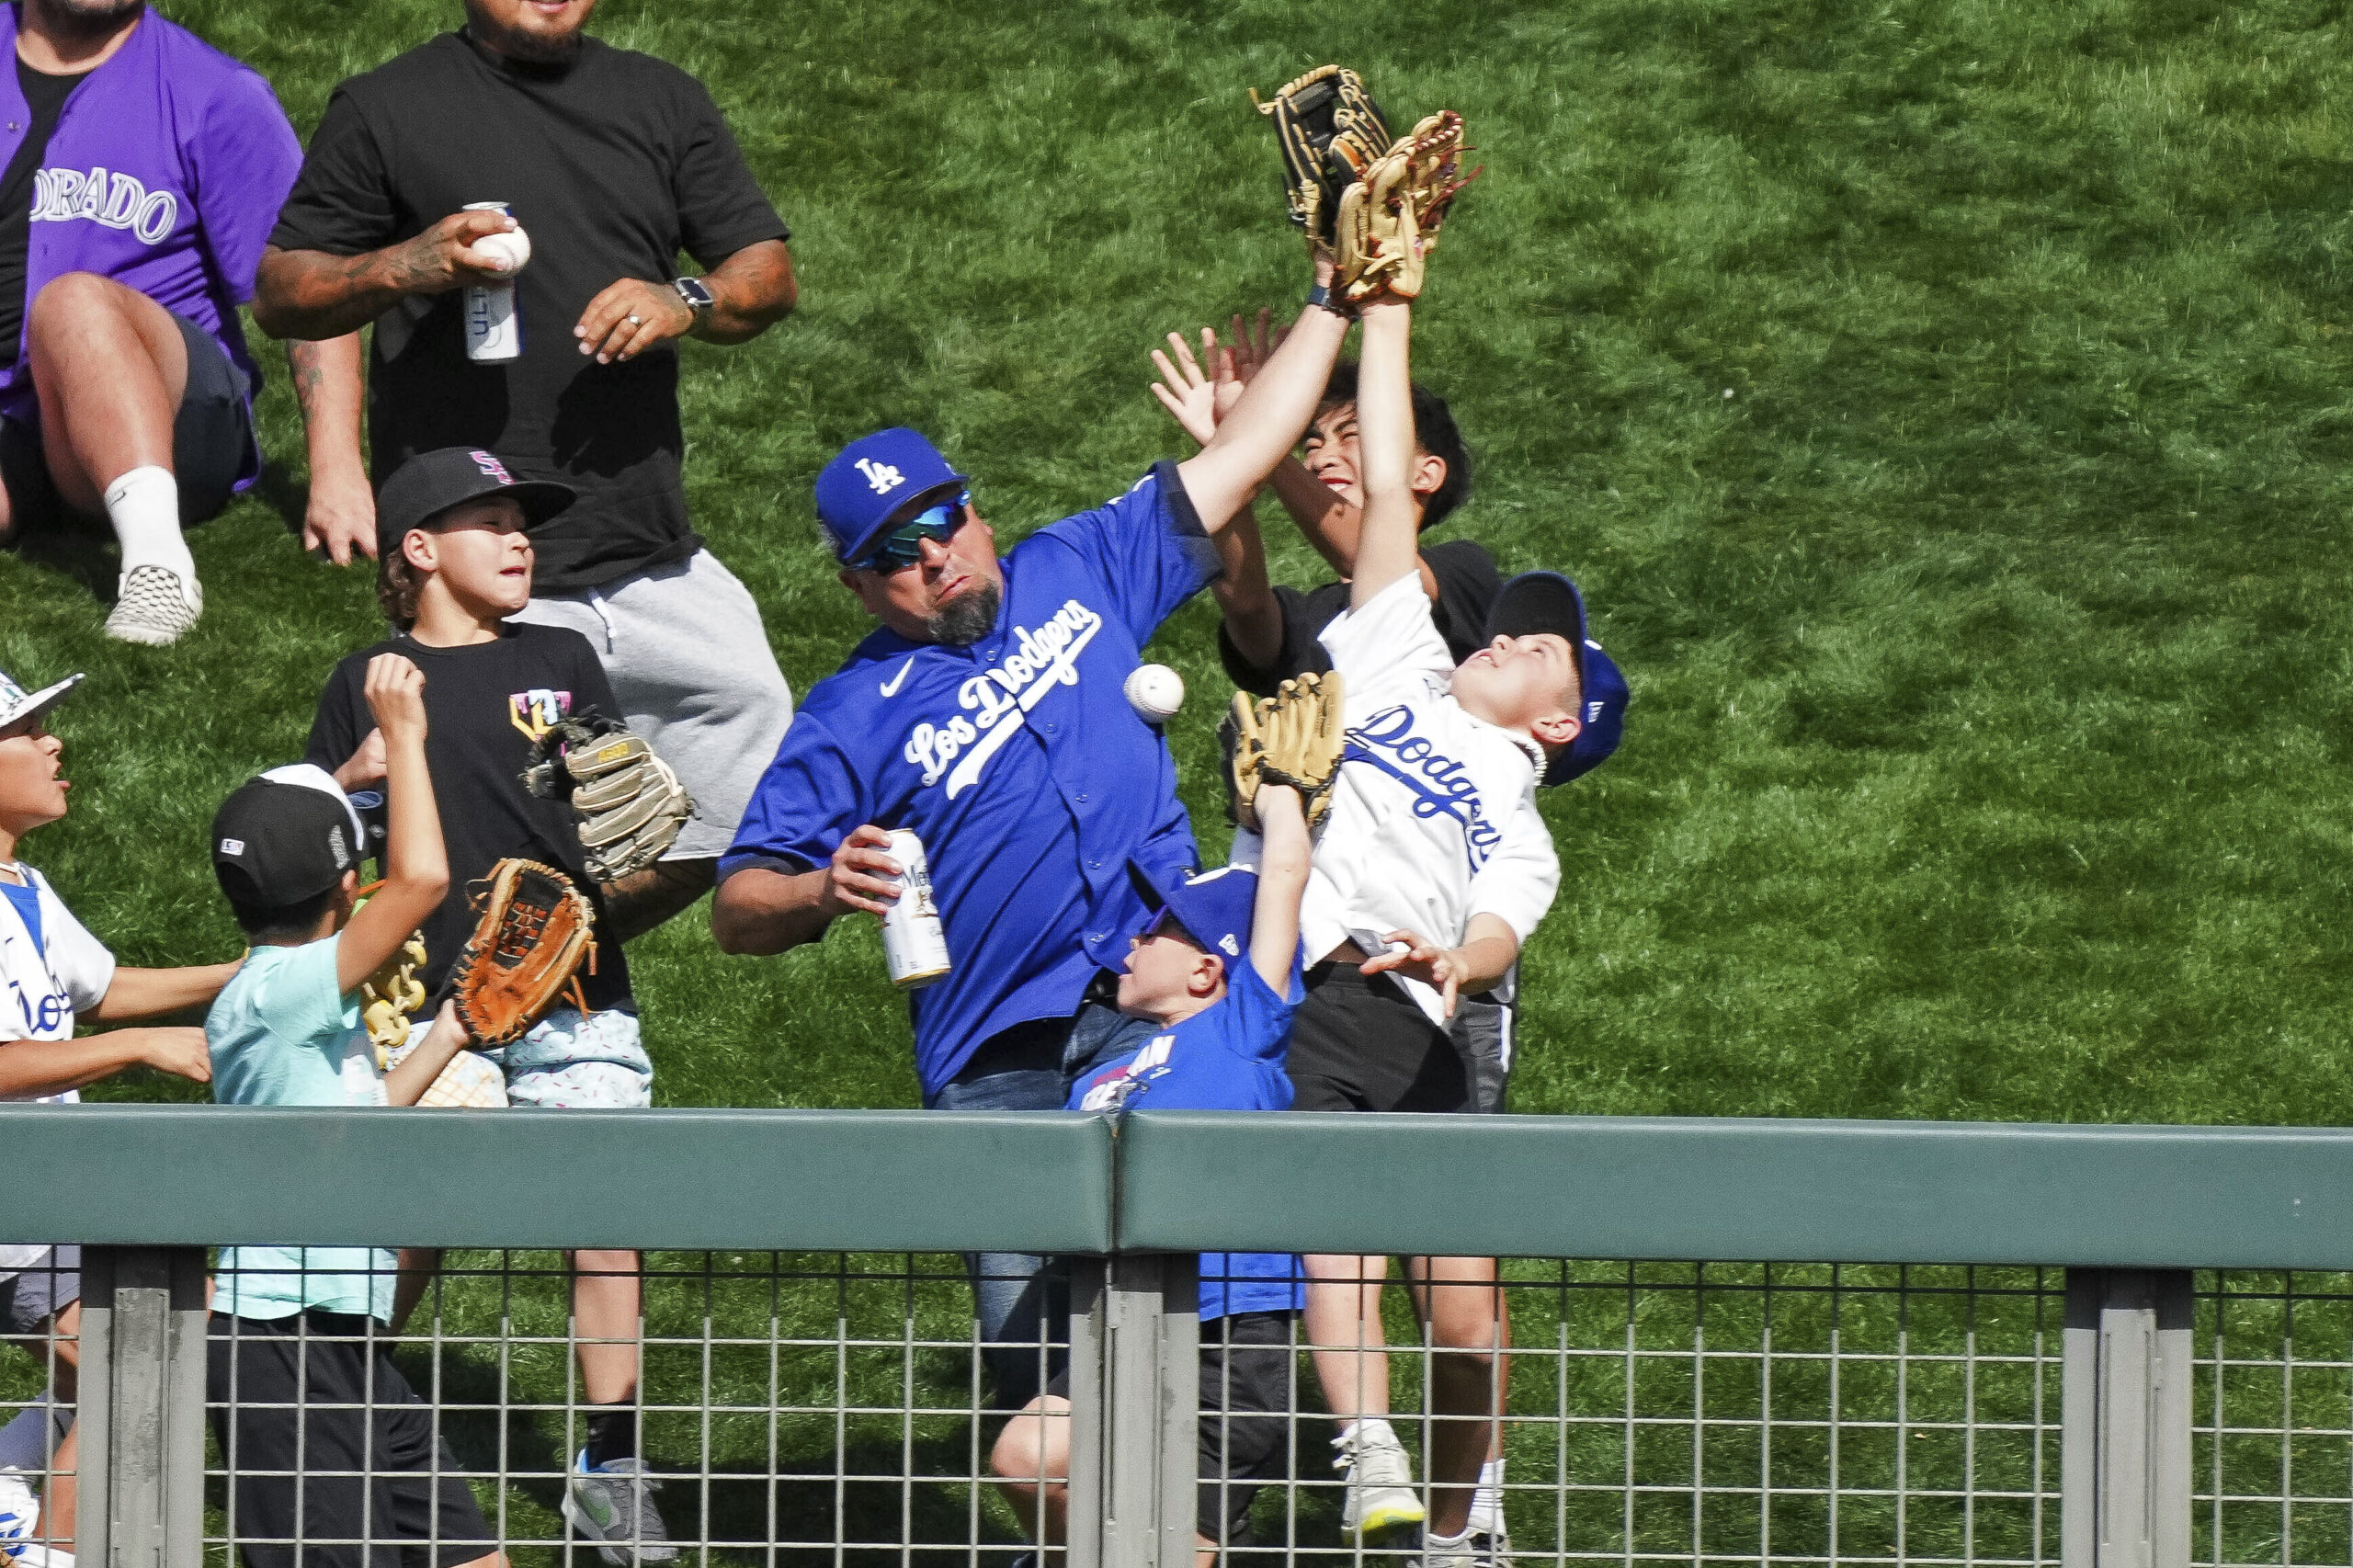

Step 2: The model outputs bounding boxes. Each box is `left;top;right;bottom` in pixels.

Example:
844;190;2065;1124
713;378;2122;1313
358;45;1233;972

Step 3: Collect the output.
205;937;394;1323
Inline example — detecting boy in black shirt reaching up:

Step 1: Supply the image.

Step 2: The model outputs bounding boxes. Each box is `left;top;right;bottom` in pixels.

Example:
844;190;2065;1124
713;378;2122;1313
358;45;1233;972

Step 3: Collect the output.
303;447;676;1564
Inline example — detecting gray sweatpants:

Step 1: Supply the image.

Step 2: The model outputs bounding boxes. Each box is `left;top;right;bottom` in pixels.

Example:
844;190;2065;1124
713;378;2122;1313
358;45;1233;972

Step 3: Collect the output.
514;549;794;860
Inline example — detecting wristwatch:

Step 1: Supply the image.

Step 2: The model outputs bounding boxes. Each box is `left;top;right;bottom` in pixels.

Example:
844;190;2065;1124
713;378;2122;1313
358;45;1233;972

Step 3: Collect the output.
672;276;715;325
1306;281;1352;318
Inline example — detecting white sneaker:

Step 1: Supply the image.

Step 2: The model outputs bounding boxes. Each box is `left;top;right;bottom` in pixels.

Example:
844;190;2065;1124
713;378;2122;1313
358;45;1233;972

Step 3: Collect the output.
1422;1528;1511;1568
1334;1419;1424;1535
103;564;202;645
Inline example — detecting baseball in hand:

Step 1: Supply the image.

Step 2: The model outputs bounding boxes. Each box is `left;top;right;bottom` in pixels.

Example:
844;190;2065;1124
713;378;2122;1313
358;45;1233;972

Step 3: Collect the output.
472;228;532;274
1124;664;1185;723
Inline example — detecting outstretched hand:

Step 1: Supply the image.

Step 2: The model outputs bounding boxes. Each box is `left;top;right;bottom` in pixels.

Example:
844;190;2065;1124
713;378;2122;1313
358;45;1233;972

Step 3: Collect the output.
1152;313;1291;449
1358;927;1472;1019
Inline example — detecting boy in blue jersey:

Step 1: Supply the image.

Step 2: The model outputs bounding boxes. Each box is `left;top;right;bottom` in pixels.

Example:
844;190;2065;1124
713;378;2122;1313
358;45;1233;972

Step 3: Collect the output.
203;653;504;1568
990;777;1312;1562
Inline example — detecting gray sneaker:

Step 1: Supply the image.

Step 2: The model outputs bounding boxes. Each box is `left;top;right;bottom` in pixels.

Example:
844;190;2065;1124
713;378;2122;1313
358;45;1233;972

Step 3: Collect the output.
562;1450;678;1564
102;564;201;645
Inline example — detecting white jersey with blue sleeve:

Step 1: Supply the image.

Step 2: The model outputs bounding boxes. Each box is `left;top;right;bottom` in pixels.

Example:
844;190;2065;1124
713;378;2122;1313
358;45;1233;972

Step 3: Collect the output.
723;462;1222;1100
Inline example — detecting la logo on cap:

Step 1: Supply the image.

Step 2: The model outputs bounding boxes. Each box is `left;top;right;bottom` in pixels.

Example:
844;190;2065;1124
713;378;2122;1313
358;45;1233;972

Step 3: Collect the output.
855;458;905;495
470;450;515;485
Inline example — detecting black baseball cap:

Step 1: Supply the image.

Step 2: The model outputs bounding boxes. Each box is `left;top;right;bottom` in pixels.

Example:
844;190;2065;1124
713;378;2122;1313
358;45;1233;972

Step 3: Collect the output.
374;448;575;561
210;765;366;909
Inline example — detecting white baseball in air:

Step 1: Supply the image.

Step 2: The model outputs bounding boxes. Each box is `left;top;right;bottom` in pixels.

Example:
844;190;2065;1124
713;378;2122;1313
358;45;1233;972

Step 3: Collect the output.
472;228;532;275
1124;664;1185;723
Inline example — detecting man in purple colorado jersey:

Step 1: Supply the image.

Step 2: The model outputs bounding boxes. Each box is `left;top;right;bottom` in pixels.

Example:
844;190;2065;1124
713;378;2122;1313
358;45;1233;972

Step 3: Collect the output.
0;0;301;646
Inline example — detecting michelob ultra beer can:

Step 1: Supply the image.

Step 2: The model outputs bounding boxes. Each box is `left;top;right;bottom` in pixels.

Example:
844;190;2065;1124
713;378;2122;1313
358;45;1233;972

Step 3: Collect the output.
882;829;951;989
461;201;521;362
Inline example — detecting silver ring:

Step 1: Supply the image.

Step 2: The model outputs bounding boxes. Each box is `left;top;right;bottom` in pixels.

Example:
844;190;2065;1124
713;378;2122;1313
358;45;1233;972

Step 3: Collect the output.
627;313;643;325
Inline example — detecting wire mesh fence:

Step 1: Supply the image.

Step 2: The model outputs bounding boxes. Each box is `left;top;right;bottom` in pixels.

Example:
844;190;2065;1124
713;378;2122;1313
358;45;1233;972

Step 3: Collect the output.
2195;1271;2353;1568
11;1110;2353;1566
0;1252;2336;1563
166;1251;2079;1564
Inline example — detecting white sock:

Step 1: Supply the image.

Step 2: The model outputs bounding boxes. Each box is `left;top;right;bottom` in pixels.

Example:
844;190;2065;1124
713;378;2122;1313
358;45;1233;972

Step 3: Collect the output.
103;465;190;579
1469;1456;1505;1533
1339;1415;1396;1446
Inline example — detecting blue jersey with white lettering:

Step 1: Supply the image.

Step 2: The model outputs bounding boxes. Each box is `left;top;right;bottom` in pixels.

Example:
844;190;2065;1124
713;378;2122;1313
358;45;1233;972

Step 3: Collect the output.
723;462;1220;1098
1068;952;1307;1322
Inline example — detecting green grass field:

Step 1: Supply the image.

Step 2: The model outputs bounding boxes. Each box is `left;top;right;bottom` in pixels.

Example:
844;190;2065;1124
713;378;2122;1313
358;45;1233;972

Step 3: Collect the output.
11;0;2353;1128
6;0;2353;1554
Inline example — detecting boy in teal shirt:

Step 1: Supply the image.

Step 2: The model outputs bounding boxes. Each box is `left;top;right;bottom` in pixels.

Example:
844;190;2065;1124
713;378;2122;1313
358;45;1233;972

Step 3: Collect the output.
204;653;501;1568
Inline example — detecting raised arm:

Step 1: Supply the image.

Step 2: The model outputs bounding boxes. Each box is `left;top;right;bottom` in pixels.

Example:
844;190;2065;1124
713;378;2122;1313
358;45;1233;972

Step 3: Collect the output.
336;655;449;994
1246;784;1311;992
1175;283;1350;536
1349;299;1417;609
1150;328;1283;668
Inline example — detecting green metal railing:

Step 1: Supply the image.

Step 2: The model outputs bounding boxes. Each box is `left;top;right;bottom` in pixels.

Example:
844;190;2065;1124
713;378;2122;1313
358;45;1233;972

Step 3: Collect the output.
0;1108;2346;1567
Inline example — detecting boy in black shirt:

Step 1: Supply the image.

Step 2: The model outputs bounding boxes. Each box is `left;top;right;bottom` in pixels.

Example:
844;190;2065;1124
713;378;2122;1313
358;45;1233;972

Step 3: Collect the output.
303;446;676;1564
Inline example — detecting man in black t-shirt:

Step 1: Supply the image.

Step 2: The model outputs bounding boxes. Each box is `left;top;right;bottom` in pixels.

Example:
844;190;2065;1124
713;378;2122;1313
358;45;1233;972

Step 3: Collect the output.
303;445;676;1562
256;0;798;948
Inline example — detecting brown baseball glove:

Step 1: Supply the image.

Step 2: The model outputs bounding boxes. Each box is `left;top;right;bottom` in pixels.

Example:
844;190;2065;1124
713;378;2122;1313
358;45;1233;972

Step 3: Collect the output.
1222;671;1348;832
1336;111;1481;302
448;858;597;1047
1251;64;1392;250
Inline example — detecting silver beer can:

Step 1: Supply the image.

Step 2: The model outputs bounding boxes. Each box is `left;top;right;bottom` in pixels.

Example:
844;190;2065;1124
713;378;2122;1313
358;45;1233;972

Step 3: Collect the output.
881;829;951;989
461;201;521;363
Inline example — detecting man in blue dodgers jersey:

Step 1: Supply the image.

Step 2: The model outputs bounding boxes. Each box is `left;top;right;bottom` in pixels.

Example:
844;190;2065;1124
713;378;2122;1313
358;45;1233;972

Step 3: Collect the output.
990;777;1313;1563
713;257;1355;1405
1233;293;1628;1563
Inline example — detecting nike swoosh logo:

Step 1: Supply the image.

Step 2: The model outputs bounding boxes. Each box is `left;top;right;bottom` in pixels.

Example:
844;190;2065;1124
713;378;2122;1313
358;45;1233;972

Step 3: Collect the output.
879;657;915;698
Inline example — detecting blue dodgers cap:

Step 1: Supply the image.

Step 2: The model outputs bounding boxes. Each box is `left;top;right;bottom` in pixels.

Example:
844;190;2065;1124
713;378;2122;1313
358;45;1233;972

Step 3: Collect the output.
815;428;970;564
1130;858;1260;965
1483;571;1630;787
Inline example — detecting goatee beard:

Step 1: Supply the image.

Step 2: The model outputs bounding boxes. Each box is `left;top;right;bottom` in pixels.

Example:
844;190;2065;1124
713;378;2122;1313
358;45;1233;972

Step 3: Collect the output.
34;0;143;42
472;16;583;65
926;581;1001;647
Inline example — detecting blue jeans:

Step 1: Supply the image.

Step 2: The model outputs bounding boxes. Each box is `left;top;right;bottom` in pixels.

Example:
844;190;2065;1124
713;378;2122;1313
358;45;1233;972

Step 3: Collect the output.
930;999;1156;1407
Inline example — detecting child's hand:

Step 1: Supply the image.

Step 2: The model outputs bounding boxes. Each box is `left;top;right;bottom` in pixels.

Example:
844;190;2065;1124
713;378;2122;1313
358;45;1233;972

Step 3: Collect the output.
1150;329;1224;447
141;1028;212;1084
1358;928;1469;1019
335;728;387;790
363;653;428;747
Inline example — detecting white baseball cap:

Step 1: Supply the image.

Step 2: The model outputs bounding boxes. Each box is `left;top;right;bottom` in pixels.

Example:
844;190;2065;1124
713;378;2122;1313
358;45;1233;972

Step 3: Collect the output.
0;669;83;737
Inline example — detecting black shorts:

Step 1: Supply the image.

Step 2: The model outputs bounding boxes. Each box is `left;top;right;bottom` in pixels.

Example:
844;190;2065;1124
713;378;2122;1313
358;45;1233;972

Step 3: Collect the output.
208;1312;496;1567
1287;961;1476;1114
0;309;251;531
1047;1310;1299;1544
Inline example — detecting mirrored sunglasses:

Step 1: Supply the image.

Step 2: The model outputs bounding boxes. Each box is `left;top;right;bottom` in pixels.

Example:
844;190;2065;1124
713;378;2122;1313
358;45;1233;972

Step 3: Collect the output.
853;493;971;573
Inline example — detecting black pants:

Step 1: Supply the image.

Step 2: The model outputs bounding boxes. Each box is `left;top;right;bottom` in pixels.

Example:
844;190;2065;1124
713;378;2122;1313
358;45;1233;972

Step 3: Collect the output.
208;1312;496;1567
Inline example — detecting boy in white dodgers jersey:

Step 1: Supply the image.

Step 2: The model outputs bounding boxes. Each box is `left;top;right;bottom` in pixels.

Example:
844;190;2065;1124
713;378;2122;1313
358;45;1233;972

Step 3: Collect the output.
991;776;1313;1564
205;653;500;1568
1233;294;1629;1562
0;665;236;1563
